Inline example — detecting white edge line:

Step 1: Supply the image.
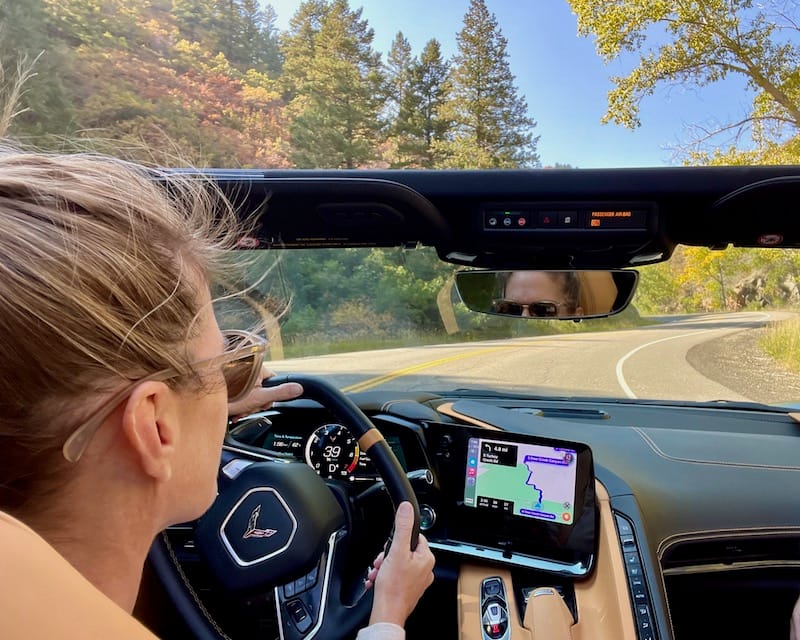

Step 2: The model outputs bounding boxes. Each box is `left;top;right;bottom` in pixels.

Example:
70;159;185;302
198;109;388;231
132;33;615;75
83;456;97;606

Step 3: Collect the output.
616;330;713;399
616;312;773;398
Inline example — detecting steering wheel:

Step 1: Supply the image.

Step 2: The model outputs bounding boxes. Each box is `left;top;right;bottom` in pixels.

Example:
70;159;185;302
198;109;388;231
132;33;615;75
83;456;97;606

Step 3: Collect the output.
148;374;420;640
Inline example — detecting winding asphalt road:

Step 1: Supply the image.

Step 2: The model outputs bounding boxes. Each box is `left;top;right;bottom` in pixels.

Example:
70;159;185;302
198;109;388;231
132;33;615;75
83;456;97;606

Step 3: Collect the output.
268;311;794;402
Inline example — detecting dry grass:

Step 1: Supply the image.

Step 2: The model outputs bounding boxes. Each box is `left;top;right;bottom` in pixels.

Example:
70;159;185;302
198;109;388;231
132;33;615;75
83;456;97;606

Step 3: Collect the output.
760;318;800;374
0;52;41;138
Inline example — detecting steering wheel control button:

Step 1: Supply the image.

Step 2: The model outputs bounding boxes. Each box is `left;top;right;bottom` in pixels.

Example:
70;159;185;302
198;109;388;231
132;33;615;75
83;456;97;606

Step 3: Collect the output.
306;565;319;588
286;599;313;633
480;577;510;640
221;458;255;480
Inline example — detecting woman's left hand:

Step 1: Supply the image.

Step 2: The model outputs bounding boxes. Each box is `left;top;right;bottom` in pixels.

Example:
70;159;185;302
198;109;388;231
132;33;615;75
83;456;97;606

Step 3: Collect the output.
227;365;303;420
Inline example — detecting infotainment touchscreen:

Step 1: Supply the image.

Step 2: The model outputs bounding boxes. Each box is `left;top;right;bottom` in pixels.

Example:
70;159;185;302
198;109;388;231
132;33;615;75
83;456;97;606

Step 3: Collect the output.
464;437;577;525
424;423;597;577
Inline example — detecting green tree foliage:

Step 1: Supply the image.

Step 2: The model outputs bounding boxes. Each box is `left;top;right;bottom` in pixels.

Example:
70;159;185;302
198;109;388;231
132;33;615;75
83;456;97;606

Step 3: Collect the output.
261;248;458;343
281;0;386;168
386;32;413;123
567;0;800;161
365;248;455;329
567;0;800;313
44;0;153;48
636;245;800;314
217;0;283;74
172;0;214;43
389;38;452;167
251;3;283;77
435;0;539;168
13;0;292;166
172;1;282;75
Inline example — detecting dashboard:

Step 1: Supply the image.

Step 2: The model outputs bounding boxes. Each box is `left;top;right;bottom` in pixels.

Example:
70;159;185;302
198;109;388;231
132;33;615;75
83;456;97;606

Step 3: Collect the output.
227;402;600;578
217;390;800;640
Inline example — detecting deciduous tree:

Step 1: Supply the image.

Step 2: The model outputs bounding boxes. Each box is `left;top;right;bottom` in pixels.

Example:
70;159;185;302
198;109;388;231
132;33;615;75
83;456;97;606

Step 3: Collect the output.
568;0;800;160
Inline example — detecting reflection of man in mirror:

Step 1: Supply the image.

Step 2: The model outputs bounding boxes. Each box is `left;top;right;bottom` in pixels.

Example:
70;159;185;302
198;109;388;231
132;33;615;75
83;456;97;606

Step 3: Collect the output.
494;271;584;318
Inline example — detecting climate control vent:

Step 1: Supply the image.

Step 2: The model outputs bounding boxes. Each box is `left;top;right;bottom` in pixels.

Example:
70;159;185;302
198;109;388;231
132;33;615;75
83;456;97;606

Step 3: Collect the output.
661;534;800;571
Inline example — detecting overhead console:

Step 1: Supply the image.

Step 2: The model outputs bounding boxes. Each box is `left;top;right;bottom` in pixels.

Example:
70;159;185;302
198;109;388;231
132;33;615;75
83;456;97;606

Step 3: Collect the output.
423;423;598;577
482;202;653;232
440;200;663;269
196;165;800;269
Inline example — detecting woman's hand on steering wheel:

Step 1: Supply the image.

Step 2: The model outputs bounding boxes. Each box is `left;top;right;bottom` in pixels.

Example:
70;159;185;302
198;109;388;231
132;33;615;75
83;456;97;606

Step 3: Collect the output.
227;366;304;420
364;501;435;628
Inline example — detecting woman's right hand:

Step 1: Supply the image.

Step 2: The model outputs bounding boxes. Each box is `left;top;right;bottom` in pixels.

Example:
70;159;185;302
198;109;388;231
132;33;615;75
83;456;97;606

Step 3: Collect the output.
365;501;435;628
791;594;800;640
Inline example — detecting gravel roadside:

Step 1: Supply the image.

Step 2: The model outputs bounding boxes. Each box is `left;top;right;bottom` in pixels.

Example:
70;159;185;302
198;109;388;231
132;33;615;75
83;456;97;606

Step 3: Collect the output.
686;327;800;405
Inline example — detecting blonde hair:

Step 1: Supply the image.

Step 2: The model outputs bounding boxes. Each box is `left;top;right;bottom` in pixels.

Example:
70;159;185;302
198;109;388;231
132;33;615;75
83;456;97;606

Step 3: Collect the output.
0;148;243;513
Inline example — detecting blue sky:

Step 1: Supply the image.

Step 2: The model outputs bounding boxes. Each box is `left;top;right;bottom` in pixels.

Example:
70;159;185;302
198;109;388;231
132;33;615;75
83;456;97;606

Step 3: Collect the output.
266;0;754;168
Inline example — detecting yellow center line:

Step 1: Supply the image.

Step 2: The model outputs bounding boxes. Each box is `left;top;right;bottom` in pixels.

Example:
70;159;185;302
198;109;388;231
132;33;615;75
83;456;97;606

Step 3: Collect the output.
341;345;516;393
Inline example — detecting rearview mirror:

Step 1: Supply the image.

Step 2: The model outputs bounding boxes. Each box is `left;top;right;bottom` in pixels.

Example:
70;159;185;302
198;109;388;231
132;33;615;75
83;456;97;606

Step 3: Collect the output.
454;270;638;320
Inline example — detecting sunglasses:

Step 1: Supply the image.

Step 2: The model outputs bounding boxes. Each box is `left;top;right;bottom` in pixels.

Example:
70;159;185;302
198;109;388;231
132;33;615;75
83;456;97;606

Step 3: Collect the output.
62;330;267;462
492;299;568;317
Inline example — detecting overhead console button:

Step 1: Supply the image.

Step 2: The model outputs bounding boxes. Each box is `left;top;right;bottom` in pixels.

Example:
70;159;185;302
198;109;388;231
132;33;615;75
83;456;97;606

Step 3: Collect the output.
558;211;578;227
538;211;558;227
485;209;531;229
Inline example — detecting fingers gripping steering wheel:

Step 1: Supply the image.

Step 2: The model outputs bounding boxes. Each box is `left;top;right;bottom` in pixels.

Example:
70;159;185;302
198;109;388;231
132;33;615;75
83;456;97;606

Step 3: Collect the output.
148;375;420;640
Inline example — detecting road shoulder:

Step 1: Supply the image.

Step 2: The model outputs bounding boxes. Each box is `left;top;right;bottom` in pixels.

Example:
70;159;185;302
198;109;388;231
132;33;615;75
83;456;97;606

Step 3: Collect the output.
687;327;800;405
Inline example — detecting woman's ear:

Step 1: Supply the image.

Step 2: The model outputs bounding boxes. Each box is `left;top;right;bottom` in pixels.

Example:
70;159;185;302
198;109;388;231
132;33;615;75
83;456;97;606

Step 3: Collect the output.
120;381;178;483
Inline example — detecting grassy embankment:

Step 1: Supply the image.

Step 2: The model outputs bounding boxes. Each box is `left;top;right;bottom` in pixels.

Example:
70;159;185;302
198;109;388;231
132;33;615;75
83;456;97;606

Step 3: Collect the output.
761;317;800;374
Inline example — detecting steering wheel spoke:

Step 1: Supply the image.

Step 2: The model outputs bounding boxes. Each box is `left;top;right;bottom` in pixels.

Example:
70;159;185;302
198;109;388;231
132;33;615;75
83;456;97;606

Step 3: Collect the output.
276;527;374;640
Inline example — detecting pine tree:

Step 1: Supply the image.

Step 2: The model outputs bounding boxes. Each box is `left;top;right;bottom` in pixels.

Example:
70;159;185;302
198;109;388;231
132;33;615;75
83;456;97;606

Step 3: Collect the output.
230;0;282;75
257;4;283;77
281;0;386;168
435;0;539;168
388;38;451;168
386;32;413;123
173;0;216;45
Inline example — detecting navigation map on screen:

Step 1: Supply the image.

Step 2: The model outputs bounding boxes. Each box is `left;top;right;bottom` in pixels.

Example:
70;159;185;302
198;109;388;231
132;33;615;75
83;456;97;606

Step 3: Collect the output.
463;437;577;526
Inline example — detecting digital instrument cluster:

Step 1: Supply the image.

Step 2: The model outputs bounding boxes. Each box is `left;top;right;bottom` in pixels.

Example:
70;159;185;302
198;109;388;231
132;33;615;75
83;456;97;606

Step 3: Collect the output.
262;422;408;481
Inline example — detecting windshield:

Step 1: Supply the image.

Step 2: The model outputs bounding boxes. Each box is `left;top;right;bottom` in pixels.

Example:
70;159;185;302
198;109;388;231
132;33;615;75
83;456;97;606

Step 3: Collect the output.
5;0;800;406
216;246;800;406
